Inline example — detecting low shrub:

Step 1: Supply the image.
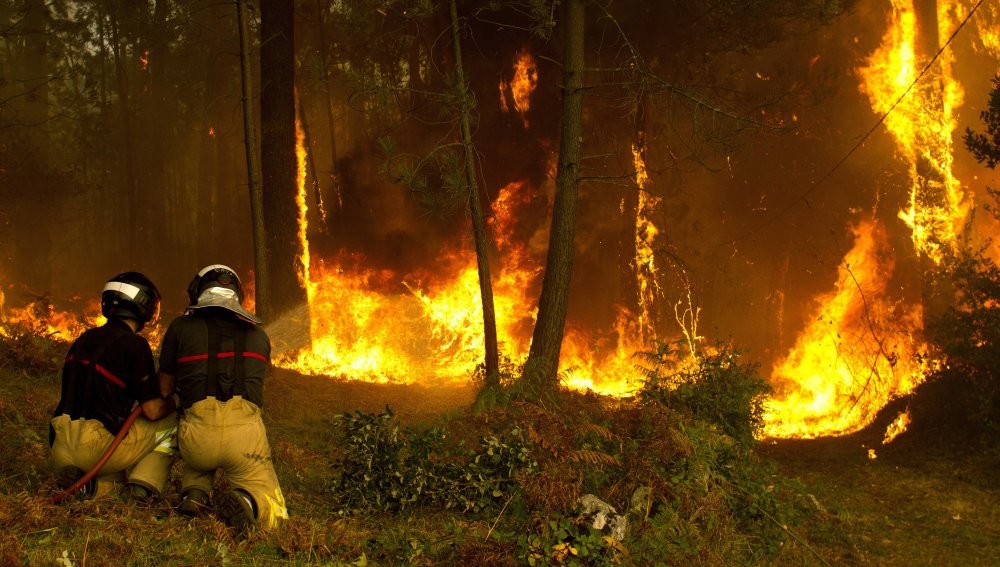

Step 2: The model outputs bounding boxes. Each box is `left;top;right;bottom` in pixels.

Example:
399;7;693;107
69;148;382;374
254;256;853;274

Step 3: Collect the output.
637;342;771;445
0;321;62;376
329;408;536;515
917;252;1000;438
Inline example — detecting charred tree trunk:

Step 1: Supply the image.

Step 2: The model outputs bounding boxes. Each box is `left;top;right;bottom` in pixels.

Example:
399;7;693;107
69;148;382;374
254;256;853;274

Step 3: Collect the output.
259;0;306;320
520;0;585;392
237;0;269;316
449;0;500;386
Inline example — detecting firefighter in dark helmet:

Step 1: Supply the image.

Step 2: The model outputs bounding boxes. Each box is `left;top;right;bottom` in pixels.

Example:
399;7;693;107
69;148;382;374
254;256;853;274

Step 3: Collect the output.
49;272;178;500
158;264;287;534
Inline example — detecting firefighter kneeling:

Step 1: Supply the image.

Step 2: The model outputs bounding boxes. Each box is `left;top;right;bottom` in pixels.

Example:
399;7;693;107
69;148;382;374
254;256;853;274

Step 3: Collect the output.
49;272;177;500
158;264;287;534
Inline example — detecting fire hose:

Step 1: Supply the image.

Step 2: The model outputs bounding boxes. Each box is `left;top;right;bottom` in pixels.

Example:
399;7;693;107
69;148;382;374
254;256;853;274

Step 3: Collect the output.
50;405;144;504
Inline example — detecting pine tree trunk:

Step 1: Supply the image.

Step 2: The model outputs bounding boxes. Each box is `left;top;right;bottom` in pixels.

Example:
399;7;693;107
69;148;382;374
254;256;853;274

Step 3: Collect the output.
110;12;138;265
237;0;269;317
259;0;306;320
521;0;585;391
13;0;52;292
449;0;500;385
141;0;171;268
314;0;342;217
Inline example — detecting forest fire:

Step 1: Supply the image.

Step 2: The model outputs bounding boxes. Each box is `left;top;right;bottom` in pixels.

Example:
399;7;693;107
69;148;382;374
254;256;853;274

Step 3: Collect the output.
279;163;651;394
763;220;926;438
0;0;993;445
0;294;98;341
764;0;973;439
859;0;968;265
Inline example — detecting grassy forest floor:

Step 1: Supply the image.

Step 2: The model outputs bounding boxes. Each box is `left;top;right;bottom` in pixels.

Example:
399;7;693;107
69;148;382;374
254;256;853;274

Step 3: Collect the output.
1;360;998;566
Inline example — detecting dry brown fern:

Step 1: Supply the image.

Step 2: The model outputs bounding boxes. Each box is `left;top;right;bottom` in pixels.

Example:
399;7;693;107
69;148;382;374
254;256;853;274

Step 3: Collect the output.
574;422;619;443
518;466;583;514
567;449;622;468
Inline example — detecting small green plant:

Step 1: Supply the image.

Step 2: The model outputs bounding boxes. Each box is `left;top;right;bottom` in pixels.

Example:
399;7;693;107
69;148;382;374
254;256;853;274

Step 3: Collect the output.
515;514;619;566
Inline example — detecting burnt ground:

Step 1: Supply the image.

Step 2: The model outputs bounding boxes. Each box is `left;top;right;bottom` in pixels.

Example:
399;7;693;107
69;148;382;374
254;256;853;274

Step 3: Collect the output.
760;424;1000;566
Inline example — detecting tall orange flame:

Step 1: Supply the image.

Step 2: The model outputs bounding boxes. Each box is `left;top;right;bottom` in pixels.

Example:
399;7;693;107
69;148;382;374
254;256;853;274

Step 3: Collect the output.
764;1;977;439
764;221;926;438
632;142;661;345
499;50;538;127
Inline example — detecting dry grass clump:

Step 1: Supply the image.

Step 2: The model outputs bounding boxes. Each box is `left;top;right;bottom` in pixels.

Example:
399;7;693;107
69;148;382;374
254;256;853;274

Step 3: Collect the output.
454;539;518;566
268;515;366;559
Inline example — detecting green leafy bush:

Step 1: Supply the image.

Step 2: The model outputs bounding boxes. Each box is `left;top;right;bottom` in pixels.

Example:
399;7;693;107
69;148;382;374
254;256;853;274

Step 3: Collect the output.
637;342;771;444
329;408;537;515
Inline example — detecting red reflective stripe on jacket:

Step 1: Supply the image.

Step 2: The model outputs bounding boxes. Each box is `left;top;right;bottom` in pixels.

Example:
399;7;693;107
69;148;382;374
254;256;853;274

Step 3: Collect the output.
177;351;269;364
93;364;126;388
65;354;125;388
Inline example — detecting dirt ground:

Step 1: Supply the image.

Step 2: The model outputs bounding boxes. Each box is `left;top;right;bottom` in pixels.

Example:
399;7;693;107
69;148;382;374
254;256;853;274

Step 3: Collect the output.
761;430;1000;566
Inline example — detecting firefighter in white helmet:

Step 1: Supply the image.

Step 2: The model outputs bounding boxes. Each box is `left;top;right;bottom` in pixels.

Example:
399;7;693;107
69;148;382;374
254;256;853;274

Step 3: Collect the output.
158;264;287;534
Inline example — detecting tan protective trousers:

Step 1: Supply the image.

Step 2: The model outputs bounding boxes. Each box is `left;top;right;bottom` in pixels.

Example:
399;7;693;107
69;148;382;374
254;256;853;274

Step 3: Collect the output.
49;413;178;497
178;396;287;530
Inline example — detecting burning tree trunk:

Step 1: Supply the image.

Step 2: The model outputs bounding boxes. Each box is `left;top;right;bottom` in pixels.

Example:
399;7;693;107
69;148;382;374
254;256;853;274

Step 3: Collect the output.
236;0;269;315
259;0;307;320
911;0;955;324
520;0;585;392
295;83;325;224
449;0;500;386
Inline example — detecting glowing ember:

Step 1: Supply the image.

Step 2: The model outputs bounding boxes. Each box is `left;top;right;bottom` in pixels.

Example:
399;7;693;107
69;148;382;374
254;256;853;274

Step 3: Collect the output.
883;409;912;444
764;221;926;438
